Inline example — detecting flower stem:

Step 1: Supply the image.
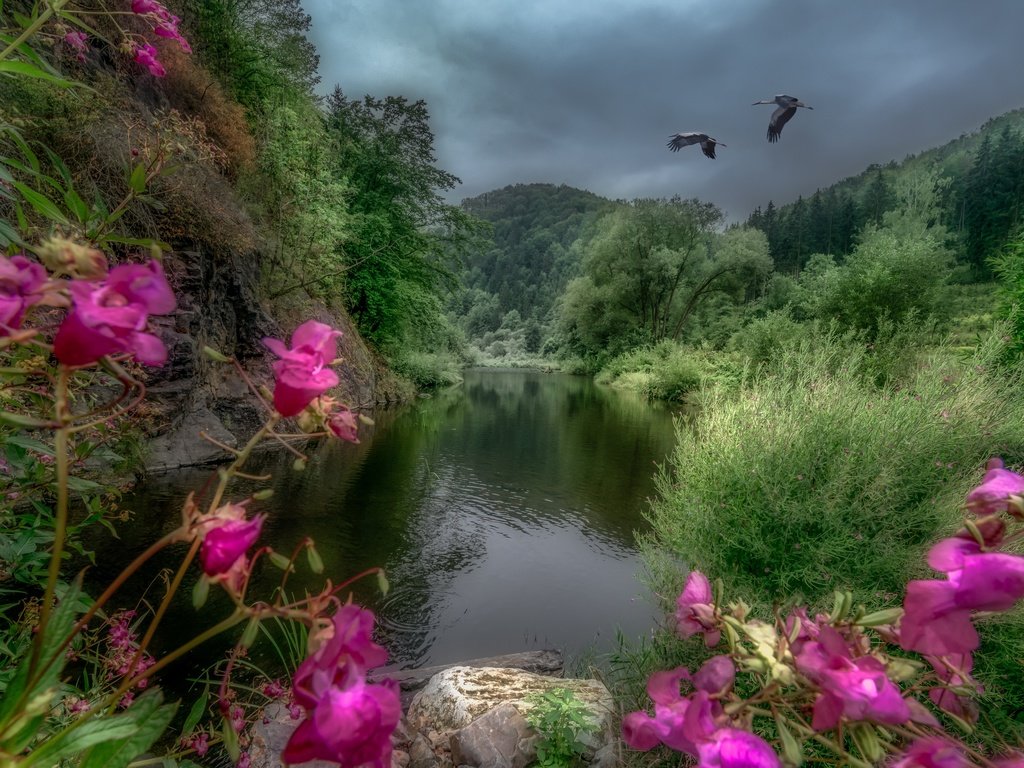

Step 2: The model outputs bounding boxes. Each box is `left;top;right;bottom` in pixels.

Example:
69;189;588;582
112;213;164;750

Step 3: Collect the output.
28;366;71;679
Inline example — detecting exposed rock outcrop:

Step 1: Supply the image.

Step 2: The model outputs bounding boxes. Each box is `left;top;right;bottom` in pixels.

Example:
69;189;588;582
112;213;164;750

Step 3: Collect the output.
140;245;409;473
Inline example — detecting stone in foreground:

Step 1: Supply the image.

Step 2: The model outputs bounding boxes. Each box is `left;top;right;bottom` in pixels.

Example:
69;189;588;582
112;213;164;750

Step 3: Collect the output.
407;665;615;763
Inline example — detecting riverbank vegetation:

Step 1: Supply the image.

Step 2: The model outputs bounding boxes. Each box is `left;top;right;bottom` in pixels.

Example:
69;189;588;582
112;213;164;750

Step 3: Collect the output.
445;106;1024;759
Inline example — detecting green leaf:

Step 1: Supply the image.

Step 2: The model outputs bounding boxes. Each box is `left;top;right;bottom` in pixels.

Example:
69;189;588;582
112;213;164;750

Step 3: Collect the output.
0;218;23;247
7;127;40;173
42;147;73;186
78;690;178;768
128;163;147;194
64;188;90;222
12;181;69;224
0;60;76;88
65;475;103;494
101;234;170;250
22;717;140;767
2;435;55;455
0;576;84;744
181;688;208;737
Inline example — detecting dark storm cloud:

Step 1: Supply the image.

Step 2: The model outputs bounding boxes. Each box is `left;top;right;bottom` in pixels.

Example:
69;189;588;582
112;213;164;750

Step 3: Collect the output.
304;0;1024;219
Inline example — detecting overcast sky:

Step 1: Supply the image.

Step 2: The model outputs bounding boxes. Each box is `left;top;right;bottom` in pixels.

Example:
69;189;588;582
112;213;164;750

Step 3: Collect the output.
303;0;1024;220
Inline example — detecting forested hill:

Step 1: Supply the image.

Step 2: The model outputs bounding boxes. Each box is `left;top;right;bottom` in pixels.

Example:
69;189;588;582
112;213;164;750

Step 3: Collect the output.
748;107;1024;274
455;184;616;332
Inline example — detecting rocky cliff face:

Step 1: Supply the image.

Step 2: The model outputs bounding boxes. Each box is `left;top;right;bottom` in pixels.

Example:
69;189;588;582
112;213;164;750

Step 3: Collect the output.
141;242;410;473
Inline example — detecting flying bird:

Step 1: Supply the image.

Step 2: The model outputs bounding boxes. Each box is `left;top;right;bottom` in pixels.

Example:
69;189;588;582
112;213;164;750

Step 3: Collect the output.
752;95;813;143
667;132;726;159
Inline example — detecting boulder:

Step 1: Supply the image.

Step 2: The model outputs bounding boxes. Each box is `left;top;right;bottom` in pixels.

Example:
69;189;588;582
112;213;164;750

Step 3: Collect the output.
449;701;536;768
407;666;615;762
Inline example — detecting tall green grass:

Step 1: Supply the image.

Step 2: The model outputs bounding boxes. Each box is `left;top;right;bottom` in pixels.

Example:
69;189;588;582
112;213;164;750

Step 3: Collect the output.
645;331;1024;608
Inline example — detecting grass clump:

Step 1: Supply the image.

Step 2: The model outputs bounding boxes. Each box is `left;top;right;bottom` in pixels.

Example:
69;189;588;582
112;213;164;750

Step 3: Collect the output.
596;341;742;402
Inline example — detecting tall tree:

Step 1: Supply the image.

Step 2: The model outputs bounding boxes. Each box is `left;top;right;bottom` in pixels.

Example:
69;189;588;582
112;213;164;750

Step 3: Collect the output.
556;199;770;355
325;89;481;347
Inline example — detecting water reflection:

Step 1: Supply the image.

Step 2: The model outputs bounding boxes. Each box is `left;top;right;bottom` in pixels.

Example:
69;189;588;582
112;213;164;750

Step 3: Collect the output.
96;370;679;674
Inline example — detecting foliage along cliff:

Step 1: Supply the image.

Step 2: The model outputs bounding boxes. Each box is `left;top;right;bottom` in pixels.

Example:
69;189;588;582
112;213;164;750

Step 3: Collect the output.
1;1;476;470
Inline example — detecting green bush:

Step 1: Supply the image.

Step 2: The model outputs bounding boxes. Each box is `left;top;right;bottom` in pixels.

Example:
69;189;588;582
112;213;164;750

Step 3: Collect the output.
389;351;462;390
595;341;741;402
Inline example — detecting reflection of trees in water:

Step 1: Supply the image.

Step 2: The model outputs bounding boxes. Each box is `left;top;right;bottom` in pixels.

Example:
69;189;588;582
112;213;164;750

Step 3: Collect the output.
424;370;679;539
90;370;675;677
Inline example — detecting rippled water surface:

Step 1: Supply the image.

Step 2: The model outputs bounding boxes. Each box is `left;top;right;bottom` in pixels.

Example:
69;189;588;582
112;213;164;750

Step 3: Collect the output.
99;369;680;672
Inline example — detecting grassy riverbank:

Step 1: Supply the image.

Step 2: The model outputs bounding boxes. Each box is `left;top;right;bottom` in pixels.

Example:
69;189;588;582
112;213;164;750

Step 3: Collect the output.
600;325;1024;759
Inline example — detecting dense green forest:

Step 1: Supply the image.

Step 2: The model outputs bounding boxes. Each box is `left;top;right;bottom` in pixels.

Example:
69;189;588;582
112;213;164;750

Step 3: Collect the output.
449;107;1024;377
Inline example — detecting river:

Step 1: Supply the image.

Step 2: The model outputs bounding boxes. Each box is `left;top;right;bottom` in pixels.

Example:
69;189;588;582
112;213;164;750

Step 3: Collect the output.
93;369;680;677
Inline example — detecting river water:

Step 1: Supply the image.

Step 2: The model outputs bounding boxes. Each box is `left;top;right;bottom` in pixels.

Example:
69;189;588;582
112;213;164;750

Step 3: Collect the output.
95;369;680;675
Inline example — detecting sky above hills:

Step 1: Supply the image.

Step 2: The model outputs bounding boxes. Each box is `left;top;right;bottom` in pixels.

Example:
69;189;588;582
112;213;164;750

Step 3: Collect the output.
304;0;1024;219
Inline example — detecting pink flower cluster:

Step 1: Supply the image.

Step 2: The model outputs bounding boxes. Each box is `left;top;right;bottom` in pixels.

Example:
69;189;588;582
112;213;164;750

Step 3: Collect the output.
623;655;780;768
63;31;89;62
899;458;1024;719
263;320;343;417
199;502;265;593
53;260;176;367
104;610;155;689
283;605;400;767
1;252;176;367
0;254;48;333
625;459;1024;768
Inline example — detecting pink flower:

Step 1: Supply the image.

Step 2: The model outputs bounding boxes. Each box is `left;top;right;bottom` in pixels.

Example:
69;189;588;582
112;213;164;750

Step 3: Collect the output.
53;260;175;367
285;605;397;767
795;626;910;731
995;753;1024;768
190;733;209;757
263;679;285;698
291;605;388;708
966;458;1024;516
63;31;89;61
901;539;1024;655
133;42;166;77
693;655;735;695
328;407;360;443
696;728;781;768
675;571;720;647
891;738;972;768
282;678;400;767
200;503;265;578
131;0;191;52
899;580;976;656
925;653;981;720
0;254;47;332
263;320;342;417
622;665;732;757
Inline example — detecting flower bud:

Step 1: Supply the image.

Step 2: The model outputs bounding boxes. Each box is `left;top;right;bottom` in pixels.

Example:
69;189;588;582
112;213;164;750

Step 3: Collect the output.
885;657;924;682
240;616;261;648
202;345;231;363
269;551;293;571
306;542;324;574
856;607;904;627
192;576;209;609
37;236;108;278
849;724;884;763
